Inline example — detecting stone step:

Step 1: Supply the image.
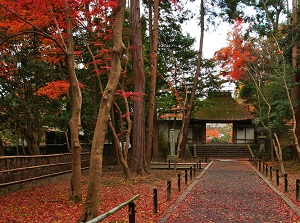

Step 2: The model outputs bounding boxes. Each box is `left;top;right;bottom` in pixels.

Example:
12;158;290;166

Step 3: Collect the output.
195;145;251;158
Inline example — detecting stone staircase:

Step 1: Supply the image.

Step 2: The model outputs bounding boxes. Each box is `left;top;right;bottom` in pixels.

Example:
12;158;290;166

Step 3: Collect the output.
194;144;251;159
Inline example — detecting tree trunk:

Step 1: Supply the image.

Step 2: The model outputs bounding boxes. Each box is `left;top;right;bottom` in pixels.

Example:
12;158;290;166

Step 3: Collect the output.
78;0;126;220
145;0;159;165
64;0;83;202
109;99;132;181
152;112;159;160
18;108;40;155
130;0;149;174
292;0;300;160
179;0;205;157
0;137;4;156
273;134;286;175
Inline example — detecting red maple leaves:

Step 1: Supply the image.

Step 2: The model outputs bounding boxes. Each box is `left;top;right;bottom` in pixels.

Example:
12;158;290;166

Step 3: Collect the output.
213;18;257;80
36;80;85;99
115;90;145;101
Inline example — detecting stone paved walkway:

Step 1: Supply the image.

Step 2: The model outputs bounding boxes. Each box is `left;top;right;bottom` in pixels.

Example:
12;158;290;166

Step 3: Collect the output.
158;160;300;223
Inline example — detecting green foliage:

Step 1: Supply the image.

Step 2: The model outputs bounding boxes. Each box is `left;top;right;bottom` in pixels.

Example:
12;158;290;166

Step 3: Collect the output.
282;145;295;160
208;0;286;35
0;35;71;147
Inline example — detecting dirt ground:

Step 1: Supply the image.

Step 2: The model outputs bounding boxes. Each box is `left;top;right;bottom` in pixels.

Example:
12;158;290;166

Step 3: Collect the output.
0;161;201;223
0;159;299;223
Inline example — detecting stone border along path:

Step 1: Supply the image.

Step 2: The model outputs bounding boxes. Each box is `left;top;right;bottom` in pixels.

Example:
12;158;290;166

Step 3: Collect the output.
250;163;300;216
158;160;300;223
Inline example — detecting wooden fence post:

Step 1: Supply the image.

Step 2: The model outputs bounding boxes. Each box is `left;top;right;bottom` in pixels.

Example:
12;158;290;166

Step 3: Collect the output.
86;195;139;223
178;174;181;192
276;169;279;186
296;179;300;202
185;170;188;185
284;174;288;192
153;189;158;213
128;202;136;223
167;180;171;201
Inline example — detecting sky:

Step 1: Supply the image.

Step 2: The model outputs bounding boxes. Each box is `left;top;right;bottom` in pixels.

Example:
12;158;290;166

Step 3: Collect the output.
181;0;293;92
181;2;231;59
182;15;234;91
183;0;293;58
182;18;230;59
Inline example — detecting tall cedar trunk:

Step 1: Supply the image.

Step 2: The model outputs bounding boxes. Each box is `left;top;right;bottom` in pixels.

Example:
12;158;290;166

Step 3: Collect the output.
131;0;149;174
65;0;83;202
179;0;204;157
292;0;300;160
145;0;159;165
152;111;159;159
78;0;126;220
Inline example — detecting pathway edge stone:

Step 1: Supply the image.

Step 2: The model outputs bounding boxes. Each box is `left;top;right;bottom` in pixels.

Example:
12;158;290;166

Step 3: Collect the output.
157;161;214;223
248;162;300;216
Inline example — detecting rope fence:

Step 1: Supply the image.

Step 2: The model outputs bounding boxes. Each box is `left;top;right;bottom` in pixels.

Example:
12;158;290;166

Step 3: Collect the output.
249;157;300;203
152;161;203;214
86;161;205;222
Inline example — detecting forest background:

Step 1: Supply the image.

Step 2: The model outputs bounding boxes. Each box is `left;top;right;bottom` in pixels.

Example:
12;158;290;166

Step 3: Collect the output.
1;0;300;221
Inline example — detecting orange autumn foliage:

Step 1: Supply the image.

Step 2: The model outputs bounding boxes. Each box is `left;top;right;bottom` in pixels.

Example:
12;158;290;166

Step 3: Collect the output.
36;80;85;99
206;128;220;138
213;18;257;80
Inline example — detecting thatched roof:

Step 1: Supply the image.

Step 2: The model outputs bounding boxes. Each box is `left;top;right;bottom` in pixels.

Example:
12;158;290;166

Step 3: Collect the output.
192;91;253;122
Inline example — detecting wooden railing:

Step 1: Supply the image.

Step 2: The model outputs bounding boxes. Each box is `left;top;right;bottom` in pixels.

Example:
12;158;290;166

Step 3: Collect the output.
86;194;140;223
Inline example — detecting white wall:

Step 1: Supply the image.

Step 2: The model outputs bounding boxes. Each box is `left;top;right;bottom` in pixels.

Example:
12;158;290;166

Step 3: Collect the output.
236;125;255;143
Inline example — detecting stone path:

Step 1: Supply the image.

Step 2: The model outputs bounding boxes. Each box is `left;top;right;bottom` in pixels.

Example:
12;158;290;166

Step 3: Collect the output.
158;160;300;223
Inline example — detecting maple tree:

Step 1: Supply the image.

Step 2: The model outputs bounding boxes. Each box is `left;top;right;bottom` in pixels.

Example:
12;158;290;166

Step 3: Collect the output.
0;0;86;201
0;28;76;155
0;0;124;202
79;0;126;220
213;18;257;80
213;14;300;161
109;90;133;180
206;128;220;143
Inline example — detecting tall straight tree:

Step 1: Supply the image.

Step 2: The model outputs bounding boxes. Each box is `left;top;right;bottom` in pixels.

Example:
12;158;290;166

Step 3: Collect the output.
291;0;300;159
178;0;205;157
146;0;159;165
131;0;149;174
79;0;126;220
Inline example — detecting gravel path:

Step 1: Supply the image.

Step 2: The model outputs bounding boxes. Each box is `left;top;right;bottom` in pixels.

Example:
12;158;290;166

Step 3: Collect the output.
158;160;300;223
